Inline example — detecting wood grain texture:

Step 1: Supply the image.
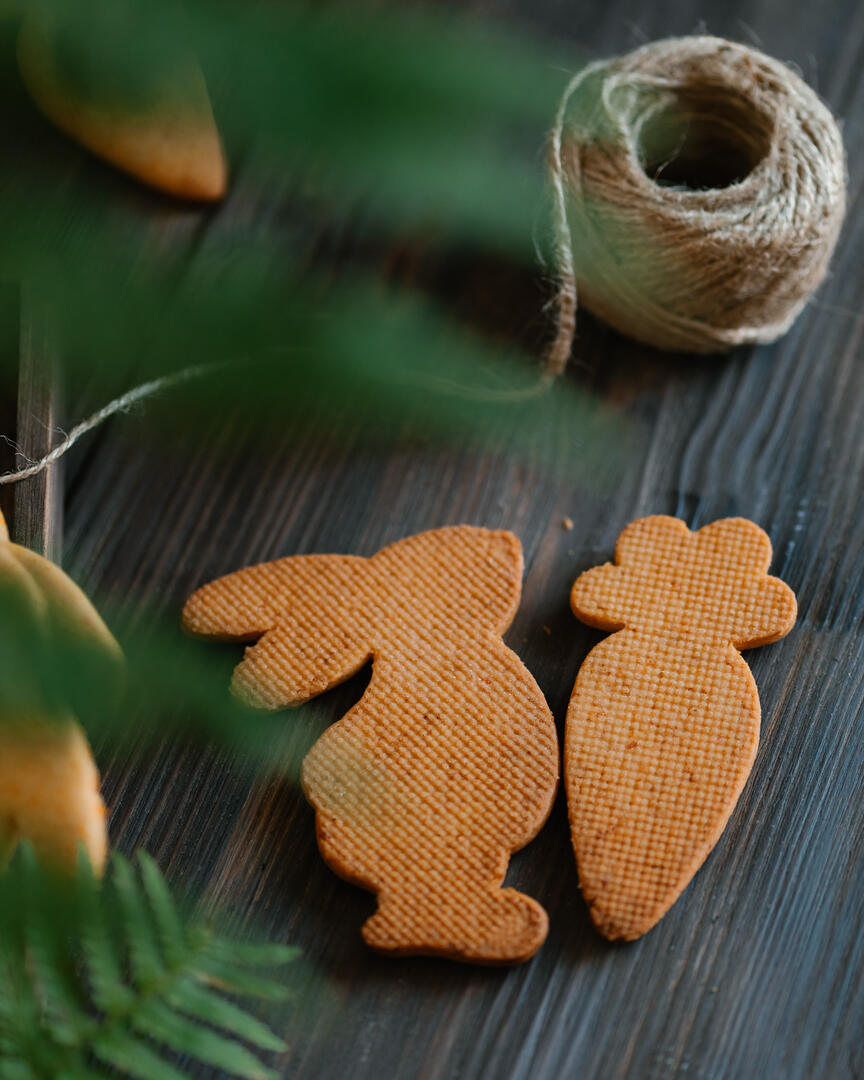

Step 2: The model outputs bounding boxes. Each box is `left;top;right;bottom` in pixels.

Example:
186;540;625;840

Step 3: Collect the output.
14;289;63;560
16;0;864;1077
0;284;62;558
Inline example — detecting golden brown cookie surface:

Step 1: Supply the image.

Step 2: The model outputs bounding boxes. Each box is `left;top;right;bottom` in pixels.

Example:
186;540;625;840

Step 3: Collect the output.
183;526;559;964
0;510;119;875
566;516;797;940
18;16;226;201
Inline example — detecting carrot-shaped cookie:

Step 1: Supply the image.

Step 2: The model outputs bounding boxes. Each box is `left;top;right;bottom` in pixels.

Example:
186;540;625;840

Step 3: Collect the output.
566;516;797;940
0;510;121;875
183;526;559;964
18;12;226;201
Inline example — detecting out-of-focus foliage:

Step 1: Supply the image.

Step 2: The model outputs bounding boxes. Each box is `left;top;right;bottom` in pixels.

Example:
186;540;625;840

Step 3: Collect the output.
0;584;322;775
0;0;634;476
0;0;638;775
0;4;632;1067
0;847;298;1080
14;0;562;246
0;4;639;1077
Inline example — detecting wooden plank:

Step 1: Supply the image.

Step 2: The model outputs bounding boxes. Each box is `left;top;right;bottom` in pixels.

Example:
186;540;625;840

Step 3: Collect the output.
14;289;63;560
33;1;864;1078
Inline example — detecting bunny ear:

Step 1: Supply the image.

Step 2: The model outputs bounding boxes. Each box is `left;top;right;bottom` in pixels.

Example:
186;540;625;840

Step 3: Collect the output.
231;611;372;710
183;563;285;641
449;528;522;630
372;527;523;633
184;555;372;710
183;554;363;640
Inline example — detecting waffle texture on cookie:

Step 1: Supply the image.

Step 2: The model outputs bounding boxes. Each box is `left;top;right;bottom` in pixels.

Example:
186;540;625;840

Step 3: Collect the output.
566;516;797;940
183;526;559;964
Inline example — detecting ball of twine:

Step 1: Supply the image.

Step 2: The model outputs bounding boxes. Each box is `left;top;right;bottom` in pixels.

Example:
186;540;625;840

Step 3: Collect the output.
547;36;847;373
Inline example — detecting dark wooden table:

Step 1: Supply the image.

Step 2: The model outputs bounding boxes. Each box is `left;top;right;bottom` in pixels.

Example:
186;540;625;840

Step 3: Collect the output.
8;0;864;1077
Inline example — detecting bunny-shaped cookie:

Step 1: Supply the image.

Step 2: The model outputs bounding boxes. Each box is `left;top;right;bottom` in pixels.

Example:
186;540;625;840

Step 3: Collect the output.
566;516;796;940
183;526;559;964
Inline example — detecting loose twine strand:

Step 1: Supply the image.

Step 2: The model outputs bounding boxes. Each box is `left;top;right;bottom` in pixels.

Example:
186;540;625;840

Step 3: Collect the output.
0;352;553;486
544;36;846;372
546;60;604;378
0;343;556;484
0;363;220;486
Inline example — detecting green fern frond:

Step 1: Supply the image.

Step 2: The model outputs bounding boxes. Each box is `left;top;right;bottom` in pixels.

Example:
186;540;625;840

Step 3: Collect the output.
0;848;296;1080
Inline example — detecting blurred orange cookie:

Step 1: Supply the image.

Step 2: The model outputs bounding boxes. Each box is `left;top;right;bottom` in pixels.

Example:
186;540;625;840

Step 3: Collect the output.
566;515;797;940
184;526;559;964
18;14;226;201
0;510;121;875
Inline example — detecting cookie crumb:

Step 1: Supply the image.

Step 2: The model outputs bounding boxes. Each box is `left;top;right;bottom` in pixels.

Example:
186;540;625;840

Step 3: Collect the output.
562;517;574;531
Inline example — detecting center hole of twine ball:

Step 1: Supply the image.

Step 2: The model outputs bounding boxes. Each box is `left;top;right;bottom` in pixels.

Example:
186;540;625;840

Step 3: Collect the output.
637;86;773;190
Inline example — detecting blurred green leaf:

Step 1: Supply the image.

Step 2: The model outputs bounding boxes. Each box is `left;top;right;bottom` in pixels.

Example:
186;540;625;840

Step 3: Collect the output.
0;0;635;487
11;0;567;249
165;979;286;1053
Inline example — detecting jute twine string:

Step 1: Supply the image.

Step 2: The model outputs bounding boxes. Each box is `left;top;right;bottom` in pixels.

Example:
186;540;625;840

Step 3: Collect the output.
546;36;847;374
0;363;220;486
0;347;553;486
